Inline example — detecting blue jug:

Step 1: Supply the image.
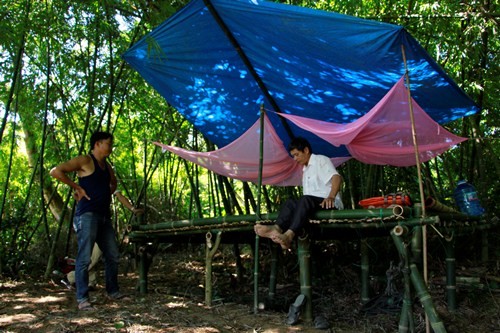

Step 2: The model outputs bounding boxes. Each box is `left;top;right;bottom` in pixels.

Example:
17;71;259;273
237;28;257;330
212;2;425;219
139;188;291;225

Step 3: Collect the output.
453;180;485;216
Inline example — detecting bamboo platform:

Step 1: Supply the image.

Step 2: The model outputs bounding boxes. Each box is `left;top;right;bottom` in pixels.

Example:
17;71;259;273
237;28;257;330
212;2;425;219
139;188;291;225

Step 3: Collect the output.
127;204;497;333
128;206;415;243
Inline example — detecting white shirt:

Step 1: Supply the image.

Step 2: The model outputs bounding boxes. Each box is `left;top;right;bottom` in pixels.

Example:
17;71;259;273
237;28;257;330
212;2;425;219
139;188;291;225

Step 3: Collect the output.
302;154;344;209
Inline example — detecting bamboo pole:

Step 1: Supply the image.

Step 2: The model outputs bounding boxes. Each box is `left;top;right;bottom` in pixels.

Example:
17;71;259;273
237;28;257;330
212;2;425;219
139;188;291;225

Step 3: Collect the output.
425;197;460;214
316;218;433;230
205;231;222;306
400;46;427;239
130;206;411;232
444;236;457;311
311;205;410;220
130;226;255;239
411;226;423;264
401;44;430;333
127;217;440;241
254;105;265;314
393;226;415;333
267;246;279;304
408;262;446;333
481;231;489;262
138;245;148;294
391;227;447;333
136;138;150;294
298;234;312;322
432;212;481;221
143;138;148;223
360;239;370;303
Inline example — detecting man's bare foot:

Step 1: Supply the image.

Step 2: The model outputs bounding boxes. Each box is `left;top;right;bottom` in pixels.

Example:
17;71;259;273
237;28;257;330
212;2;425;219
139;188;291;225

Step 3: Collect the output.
254;224;282;239
271;230;294;250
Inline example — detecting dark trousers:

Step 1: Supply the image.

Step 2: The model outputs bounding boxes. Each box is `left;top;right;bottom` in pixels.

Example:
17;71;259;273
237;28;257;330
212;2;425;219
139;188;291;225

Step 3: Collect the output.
276;195;324;234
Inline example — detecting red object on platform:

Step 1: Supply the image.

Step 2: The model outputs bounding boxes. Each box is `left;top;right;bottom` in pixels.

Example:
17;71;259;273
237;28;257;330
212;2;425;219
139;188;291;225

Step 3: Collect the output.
358;193;412;209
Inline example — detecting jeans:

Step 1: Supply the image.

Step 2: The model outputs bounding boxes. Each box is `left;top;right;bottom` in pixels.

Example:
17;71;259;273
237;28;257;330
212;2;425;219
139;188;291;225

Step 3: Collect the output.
73;212;120;303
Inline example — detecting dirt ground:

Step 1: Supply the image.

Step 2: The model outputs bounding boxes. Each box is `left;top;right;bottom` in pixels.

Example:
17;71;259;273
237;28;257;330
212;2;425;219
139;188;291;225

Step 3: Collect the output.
0;241;499;333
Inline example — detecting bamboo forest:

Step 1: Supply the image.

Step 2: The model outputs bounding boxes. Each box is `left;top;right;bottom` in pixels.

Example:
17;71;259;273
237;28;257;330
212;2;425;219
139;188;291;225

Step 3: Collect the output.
0;0;498;332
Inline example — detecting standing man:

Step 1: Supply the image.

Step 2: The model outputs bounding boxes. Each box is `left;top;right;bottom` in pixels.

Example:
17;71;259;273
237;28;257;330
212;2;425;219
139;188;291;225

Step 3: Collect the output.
50;131;133;310
254;137;343;249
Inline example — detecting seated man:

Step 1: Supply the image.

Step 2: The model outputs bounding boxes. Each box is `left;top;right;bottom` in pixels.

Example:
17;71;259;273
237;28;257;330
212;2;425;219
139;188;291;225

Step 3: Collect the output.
254;137;343;249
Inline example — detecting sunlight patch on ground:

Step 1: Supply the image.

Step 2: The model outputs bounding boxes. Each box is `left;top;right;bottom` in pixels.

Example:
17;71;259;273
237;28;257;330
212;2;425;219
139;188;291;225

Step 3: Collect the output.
125;324;224;333
183;260;205;273
125;324;159;332
165;300;189;308
27;316;102;332
2;291;29;299
0;280;25;288
0;313;37;325
4;293;67;311
127;326;221;333
68;317;101;325
33;295;67;303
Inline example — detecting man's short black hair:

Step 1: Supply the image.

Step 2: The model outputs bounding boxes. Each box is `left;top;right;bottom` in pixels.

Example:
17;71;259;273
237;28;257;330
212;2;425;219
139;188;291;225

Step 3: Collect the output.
90;131;113;151
288;137;312;154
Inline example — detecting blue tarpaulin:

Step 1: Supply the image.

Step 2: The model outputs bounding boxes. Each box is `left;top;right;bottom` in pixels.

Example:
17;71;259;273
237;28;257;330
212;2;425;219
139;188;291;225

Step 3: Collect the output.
123;0;478;158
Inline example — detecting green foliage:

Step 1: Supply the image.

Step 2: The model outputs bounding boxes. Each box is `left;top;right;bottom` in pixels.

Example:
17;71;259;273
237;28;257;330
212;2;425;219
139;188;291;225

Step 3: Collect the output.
0;0;497;277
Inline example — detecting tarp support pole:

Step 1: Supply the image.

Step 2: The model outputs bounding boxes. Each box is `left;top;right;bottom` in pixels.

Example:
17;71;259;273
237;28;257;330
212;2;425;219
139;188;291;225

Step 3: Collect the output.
202;0;295;139
253;105;266;314
402;44;430;333
401;46;427;220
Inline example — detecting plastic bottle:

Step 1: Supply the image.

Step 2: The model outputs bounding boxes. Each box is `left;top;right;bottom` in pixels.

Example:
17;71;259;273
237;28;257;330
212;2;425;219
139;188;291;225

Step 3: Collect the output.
453;180;485;216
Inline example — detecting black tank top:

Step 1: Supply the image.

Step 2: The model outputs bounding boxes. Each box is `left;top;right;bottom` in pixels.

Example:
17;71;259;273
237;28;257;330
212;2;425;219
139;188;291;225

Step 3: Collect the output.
76;154;112;217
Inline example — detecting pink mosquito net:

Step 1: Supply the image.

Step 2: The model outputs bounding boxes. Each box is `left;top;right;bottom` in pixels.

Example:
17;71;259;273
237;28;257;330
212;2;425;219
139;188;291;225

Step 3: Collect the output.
278;76;467;167
154;115;350;186
154;76;466;185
